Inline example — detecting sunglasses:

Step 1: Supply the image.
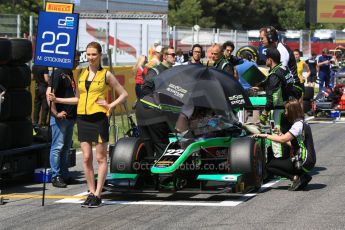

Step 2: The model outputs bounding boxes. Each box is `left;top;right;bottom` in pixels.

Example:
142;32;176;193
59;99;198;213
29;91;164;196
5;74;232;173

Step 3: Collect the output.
167;53;176;57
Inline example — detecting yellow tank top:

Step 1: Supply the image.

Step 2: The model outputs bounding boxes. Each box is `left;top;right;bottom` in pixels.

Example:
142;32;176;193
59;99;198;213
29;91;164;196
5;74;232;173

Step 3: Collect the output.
297;60;305;83
77;67;108;115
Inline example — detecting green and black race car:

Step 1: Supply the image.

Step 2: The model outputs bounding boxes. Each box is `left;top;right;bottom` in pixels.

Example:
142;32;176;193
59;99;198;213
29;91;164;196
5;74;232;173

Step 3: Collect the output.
103;65;269;194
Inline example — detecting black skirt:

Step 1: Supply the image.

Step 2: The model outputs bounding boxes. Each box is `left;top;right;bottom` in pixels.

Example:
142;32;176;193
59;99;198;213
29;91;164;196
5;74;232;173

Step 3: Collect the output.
77;112;109;143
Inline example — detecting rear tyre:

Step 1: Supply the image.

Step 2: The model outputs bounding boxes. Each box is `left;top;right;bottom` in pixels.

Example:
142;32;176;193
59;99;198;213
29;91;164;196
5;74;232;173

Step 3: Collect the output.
229;137;263;190
110;137;147;173
9;39;32;65
236;45;259;64
0;65;31;89
0;122;11;150
0;89;32;121
0;38;11;64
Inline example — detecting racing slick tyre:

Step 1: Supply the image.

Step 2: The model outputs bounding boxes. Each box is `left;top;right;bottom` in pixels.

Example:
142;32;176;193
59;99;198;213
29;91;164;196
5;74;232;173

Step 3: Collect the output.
0;119;32;149
110;137;147;173
304;87;314;100
229;137;263;190
0;122;11;150
8;39;32;65
236;45;259;64
0;65;31;89
0;38;11;65
9;119;33;148
0;89;32;121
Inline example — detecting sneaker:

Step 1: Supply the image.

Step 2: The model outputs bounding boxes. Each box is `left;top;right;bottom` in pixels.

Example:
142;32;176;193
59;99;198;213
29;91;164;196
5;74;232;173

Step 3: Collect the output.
288;176;301;191
299;174;312;190
87;195;102;208
51;176;67;188
81;193;95;207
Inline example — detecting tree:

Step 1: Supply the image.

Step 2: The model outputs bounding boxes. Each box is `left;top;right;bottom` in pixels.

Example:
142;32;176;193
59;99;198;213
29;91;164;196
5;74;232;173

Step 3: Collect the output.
277;0;305;29
168;0;215;28
0;0;42;36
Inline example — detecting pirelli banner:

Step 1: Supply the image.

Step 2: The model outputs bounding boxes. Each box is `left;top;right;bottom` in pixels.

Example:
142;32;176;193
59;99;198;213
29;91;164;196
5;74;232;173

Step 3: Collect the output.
317;0;345;23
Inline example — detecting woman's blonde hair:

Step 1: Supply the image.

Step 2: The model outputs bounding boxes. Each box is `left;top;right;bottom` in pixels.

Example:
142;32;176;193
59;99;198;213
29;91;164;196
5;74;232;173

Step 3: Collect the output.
285;99;304;123
132;55;147;75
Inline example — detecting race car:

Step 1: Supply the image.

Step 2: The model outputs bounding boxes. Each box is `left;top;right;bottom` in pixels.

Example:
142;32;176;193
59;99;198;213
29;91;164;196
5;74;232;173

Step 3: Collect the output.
103;65;270;194
106;113;265;194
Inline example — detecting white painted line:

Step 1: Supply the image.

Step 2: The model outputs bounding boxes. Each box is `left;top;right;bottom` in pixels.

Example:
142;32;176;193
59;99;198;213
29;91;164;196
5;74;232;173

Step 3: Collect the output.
55;192;88;203
103;200;242;207
55;180;280;207
305;116;314;121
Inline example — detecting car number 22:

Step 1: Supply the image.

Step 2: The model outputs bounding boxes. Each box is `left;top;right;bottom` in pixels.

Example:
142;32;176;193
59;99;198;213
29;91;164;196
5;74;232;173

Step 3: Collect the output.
164;149;184;156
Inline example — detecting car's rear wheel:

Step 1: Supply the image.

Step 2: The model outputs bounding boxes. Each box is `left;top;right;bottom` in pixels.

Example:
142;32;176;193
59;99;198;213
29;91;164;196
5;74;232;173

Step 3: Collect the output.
110;137;147;173
229;137;263;190
236;45;259;64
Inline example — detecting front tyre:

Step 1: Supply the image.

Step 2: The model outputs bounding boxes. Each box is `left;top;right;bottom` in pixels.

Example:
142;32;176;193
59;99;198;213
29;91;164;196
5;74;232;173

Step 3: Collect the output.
229;137;263;190
110;137;147;173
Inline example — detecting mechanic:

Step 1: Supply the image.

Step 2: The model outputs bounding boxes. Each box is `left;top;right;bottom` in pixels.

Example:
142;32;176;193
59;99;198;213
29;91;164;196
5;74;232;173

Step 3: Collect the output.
259;26;303;101
188;44;203;65
222;40;243;69
260;47;294;160
136;46;176;157
31;64;49;126
317;48;332;91
255;99;315;191
305;53;318;88
211;43;238;80
46;51;81;188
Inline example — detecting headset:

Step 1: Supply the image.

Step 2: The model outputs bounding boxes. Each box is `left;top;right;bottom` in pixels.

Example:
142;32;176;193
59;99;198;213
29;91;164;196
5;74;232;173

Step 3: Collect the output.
189;44;205;58
266;26;278;43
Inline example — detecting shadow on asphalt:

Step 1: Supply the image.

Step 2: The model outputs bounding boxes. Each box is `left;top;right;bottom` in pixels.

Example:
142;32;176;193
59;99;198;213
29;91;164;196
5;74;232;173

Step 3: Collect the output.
0;170;84;194
309;166;327;176
271;183;326;191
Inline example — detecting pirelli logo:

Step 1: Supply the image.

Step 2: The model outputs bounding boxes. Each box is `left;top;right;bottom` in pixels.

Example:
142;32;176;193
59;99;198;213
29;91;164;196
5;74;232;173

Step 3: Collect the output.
318;1;345;23
45;2;74;13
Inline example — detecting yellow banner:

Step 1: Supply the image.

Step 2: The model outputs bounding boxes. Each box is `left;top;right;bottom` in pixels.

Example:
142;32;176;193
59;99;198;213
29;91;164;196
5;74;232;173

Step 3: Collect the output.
318;0;345;23
45;2;74;13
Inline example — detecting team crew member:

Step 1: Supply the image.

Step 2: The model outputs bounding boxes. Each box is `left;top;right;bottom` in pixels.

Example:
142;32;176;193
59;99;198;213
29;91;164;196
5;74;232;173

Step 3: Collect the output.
47;52;81;188
211;43;238;80
255;99;315;191
31;64;49;126
305;53;318;87
317;48;332;91
136;46;176;156
188;44;203;65
260;48;293;159
48;42;128;208
259;26;303;100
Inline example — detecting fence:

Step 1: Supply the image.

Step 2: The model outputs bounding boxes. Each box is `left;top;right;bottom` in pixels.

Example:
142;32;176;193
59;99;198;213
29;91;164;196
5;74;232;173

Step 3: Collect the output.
2;13;345;64
0;14;21;38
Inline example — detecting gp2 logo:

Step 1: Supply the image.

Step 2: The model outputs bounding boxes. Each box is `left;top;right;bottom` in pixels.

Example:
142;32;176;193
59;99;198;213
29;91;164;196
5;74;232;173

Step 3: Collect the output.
164;149;184;156
58;16;74;27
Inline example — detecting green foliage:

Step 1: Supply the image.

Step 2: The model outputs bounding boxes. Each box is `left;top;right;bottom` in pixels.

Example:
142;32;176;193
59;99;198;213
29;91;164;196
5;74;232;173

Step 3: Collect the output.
168;0;343;30
168;0;215;28
0;0;42;36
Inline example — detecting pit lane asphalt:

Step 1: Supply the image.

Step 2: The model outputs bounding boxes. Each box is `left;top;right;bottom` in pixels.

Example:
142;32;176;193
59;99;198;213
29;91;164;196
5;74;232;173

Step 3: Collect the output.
1;123;345;230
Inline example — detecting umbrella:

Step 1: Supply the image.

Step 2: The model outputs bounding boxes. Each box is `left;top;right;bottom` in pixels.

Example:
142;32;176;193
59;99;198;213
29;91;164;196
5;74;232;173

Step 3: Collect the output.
153;65;252;112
